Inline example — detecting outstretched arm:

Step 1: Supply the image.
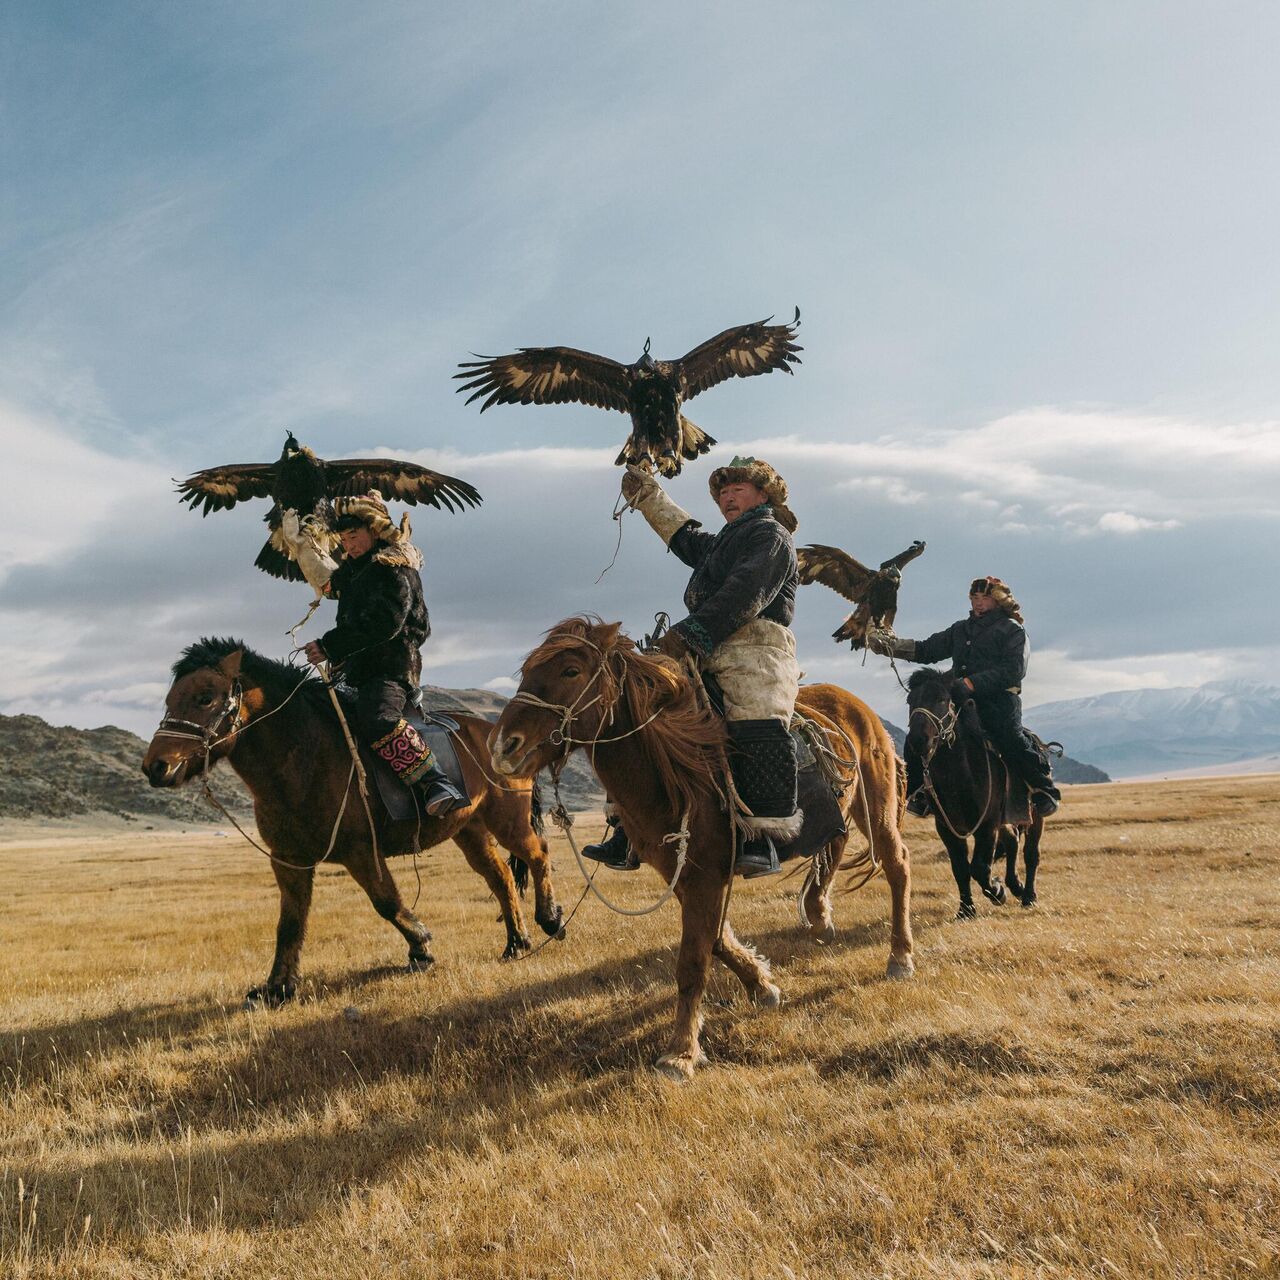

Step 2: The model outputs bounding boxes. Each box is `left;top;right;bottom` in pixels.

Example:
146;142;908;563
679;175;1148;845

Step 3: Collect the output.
622;466;714;566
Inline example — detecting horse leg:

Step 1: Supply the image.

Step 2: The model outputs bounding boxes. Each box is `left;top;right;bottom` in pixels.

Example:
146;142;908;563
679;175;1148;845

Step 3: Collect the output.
1021;815;1043;907
999;826;1024;900
969;823;1006;906
246;862;315;1007
655;872;722;1081
344;848;435;972
939;824;977;920
488;805;565;940
874;810;915;980
452;820;531;959
713;920;781;1007
801;836;845;943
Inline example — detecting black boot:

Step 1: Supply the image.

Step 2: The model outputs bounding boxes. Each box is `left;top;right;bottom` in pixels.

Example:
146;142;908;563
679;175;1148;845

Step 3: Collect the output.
581;820;638;870
416;764;465;816
905;788;933;818
736;833;781;879
903;741;932;817
1031;789;1060;817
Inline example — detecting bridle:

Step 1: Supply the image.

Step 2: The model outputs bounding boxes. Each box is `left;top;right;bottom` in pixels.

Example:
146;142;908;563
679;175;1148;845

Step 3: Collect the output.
908;698;995;841
155;678;247;767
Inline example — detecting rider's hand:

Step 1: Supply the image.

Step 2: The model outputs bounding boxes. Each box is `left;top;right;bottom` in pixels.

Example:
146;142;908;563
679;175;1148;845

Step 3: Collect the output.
656;629;691;663
304;640;327;666
951;677;974;703
865;631;892;656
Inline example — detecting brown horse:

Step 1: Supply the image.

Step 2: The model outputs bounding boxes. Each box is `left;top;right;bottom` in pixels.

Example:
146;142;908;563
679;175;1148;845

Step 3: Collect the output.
490;617;913;1080
141;638;565;1005
905;666;1046;918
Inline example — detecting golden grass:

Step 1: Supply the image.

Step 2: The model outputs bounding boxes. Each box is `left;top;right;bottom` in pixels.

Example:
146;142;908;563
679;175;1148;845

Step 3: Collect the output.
2;776;1278;1279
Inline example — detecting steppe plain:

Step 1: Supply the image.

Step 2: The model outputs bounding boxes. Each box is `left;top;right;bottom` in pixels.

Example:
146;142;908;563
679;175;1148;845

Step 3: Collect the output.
2;776;1277;1279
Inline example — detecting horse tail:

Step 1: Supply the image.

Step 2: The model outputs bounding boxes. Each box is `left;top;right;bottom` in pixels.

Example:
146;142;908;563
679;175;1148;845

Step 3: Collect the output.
530;775;546;838
508;853;529;898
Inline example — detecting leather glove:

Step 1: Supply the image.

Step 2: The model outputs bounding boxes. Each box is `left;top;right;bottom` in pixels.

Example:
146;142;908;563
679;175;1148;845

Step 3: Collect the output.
656;629;691;662
951;677;974;704
865;630;893;656
621;464;658;507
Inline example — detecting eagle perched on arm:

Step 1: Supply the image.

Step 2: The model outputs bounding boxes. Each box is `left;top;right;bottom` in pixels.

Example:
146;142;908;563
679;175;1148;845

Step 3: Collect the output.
454;309;802;477
176;433;482;581
797;540;927;648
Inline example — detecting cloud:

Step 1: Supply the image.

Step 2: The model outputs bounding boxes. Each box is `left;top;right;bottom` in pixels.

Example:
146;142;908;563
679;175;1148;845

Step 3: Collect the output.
483;676;518;693
1093;510;1181;534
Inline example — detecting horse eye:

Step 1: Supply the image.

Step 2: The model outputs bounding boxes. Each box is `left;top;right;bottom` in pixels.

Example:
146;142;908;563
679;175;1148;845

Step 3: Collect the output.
198;693;214;707
561;666;581;679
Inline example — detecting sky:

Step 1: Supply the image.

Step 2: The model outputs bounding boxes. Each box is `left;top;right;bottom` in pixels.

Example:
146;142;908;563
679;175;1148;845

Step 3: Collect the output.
0;1;1275;737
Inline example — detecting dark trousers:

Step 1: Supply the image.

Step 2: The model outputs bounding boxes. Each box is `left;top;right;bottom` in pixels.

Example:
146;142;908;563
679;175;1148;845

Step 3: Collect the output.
353;678;413;745
905;691;1059;799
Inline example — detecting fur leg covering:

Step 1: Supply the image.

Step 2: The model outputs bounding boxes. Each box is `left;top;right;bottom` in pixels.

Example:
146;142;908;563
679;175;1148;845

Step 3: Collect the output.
703;620;801;722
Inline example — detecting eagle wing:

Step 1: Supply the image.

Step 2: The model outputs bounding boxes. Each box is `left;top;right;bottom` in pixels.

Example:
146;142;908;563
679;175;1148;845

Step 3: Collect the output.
176;463;277;516
454;346;632;414
324;459;483;513
675;307;802;400
796;544;875;603
879;539;926;572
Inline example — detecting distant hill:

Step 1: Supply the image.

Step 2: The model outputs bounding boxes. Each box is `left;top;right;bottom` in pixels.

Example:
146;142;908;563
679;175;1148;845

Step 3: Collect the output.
1026;679;1279;779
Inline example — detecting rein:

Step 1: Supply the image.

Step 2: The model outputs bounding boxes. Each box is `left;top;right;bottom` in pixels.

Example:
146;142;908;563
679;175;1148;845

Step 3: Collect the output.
909;702;996;841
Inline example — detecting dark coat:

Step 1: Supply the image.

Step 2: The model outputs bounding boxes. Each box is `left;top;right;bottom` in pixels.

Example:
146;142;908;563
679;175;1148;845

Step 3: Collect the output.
668;504;797;657
319;551;430;686
913;610;1028;696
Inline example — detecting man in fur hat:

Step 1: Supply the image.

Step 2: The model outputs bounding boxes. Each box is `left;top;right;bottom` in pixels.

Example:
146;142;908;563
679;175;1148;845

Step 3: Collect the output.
301;492;464;816
869;576;1060;818
581;455;802;878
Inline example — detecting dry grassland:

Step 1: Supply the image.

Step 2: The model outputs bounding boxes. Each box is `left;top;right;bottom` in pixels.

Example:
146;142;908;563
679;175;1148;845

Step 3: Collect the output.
2;777;1278;1279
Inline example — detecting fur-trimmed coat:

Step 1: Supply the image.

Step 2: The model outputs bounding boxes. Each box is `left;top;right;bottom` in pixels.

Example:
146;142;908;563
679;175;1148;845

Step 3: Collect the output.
668;504;797;658
912;610;1028;696
319;550;430;686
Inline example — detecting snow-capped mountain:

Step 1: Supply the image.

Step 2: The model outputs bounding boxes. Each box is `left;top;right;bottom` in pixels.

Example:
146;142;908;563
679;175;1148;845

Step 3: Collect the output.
1025;680;1280;778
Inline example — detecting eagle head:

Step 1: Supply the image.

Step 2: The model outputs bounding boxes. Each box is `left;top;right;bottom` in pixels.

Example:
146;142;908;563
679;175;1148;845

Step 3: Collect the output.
282;431;301;458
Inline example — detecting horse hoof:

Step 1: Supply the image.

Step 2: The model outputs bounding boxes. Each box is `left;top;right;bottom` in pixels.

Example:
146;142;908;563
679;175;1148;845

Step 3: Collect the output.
982;880;1007;906
501;935;532;961
886;956;916;981
954;903;978;922
653;1052;700;1082
750;982;782;1008
808;921;836;944
407;953;435;973
1021;894;1038;910
554;926;567;941
244;983;293;1009
537;907;565;939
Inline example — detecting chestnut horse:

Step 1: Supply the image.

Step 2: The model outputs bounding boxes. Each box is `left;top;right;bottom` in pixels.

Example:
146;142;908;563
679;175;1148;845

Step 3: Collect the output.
490;617;913;1080
906;666;1046;919
142;638;565;1005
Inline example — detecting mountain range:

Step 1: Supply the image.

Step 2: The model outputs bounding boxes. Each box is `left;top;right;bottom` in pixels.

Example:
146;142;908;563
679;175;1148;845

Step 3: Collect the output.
1025;679;1280;779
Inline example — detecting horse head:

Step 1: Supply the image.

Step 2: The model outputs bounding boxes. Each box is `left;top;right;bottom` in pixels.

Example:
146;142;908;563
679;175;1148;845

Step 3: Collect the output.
490;618;632;778
142;644;252;787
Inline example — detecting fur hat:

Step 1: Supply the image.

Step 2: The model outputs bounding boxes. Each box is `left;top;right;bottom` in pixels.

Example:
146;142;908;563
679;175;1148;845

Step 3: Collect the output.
707;455;798;533
332;491;423;569
970;575;1023;624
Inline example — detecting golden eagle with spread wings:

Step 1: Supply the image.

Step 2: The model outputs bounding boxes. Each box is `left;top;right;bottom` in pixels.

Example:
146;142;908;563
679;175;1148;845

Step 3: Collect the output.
176;433;482;581
455;309;802;477
797;539;927;649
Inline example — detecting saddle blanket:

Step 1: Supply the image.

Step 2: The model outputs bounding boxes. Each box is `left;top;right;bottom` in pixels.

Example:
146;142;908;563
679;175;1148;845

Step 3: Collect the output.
333;687;470;822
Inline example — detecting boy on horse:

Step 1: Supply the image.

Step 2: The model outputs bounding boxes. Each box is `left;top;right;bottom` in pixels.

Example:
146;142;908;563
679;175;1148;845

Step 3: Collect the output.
582;455;803;878
870;576;1061;818
301;492;464;816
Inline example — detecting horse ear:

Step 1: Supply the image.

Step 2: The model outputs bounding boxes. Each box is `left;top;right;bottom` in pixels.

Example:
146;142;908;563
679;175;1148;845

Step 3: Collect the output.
217;649;244;680
598;621;623;648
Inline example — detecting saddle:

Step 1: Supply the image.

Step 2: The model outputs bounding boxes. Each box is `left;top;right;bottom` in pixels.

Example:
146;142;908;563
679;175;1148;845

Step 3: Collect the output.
977;727;1062;829
332;686;471;822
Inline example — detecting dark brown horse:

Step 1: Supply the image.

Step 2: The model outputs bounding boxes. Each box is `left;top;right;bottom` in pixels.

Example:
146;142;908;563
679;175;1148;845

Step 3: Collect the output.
490;617;913;1080
141;638;565;1004
905;666;1046;919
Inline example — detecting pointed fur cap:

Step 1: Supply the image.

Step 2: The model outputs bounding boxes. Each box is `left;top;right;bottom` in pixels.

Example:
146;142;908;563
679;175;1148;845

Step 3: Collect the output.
332;490;423;569
707;455;798;533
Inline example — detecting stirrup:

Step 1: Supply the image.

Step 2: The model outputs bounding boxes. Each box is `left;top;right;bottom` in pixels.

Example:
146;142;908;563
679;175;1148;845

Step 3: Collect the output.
420;775;465;817
736;834;781;879
905;789;932;818
1031;790;1059;817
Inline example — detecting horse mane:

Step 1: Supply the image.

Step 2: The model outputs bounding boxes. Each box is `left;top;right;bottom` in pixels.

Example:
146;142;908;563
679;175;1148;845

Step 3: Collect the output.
173;637;323;708
906;666;950;701
524;617;727;818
